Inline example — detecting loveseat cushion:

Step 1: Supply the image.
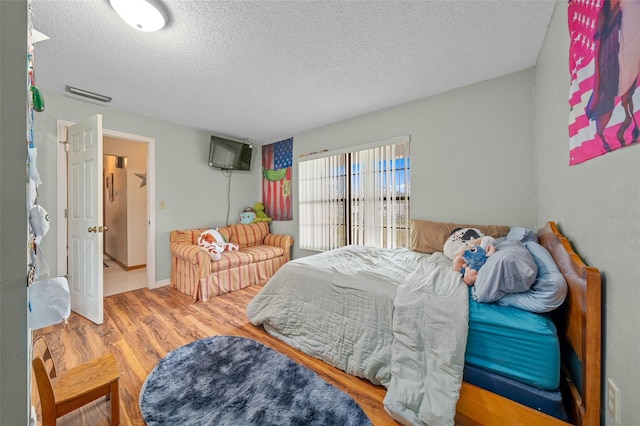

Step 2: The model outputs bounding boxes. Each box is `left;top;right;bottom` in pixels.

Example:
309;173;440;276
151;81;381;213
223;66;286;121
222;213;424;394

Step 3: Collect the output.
228;222;269;248
217;226;232;242
241;245;285;263
209;251;254;273
170;228;210;245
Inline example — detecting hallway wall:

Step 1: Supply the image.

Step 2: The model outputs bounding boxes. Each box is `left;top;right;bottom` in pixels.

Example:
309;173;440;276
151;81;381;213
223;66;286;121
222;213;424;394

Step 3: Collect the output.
103;137;147;268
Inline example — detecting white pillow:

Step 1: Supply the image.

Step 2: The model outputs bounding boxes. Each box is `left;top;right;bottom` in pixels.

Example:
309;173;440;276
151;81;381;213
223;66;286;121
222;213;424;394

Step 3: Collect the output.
443;227;485;260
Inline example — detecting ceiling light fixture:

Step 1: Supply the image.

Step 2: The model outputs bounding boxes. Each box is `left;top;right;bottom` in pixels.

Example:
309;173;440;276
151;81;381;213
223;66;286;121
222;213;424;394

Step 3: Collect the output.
66;86;112;103
109;0;170;32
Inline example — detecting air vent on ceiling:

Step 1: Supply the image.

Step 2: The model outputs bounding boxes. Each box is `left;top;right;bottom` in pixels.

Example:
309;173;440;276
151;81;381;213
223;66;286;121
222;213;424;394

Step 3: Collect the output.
65;86;112;103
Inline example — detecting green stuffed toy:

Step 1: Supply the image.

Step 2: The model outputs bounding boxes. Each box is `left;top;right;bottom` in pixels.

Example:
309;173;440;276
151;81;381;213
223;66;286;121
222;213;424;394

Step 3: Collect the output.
252;202;272;223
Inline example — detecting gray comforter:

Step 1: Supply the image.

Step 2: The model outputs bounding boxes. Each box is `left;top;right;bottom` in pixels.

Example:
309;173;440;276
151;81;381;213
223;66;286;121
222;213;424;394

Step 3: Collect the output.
246;246;469;425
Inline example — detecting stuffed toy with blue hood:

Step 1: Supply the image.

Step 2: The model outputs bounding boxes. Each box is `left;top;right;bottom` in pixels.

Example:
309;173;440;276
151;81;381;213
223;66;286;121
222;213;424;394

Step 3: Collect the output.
453;236;496;286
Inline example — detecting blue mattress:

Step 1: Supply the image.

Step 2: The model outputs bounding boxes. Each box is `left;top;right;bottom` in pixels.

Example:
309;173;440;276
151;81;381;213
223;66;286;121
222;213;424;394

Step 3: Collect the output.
463;364;568;421
465;290;561;391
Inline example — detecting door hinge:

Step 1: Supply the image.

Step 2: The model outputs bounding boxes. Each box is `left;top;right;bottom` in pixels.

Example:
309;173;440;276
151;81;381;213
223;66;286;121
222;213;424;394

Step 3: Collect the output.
64;208;68;219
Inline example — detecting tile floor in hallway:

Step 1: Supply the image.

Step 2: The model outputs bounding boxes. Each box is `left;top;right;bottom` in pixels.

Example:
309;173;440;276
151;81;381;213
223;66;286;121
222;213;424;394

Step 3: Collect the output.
103;256;147;297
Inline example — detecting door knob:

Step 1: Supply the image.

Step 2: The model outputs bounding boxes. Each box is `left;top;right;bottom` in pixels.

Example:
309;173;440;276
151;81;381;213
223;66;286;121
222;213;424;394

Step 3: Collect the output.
103;225;109;232
88;226;108;233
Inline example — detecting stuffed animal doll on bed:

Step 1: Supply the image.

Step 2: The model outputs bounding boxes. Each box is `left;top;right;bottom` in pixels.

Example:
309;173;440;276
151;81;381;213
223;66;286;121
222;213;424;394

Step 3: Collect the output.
198;229;239;261
453;236;496;286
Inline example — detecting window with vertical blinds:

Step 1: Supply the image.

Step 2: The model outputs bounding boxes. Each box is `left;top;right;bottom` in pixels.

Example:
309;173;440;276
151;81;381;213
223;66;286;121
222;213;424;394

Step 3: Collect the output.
298;136;410;251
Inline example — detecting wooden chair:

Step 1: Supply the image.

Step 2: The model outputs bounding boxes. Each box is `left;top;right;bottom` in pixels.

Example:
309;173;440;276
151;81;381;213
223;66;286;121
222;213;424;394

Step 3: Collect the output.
32;336;121;425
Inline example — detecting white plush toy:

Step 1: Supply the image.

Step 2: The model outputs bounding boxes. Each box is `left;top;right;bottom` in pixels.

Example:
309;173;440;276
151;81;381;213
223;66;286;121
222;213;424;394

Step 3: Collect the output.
197;229;239;261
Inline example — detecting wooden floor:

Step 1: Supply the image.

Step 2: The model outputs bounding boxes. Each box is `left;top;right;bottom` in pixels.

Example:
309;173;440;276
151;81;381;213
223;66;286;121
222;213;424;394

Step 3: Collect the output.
31;285;398;425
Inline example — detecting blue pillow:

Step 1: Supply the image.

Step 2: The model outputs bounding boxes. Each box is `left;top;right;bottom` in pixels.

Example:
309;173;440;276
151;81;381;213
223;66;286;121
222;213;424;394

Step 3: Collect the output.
506;226;538;243
497;241;568;313
473;240;537;303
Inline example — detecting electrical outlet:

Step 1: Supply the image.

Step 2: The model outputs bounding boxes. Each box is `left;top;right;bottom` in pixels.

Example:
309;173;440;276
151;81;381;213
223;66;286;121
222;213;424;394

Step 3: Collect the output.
607;378;621;424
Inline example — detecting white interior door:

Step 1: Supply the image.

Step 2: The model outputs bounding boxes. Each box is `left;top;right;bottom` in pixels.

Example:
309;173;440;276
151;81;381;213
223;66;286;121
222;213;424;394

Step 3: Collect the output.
67;114;104;324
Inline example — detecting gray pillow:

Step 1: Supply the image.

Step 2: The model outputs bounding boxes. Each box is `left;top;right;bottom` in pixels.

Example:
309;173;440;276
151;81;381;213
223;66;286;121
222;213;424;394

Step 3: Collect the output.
497;241;568;313
472;240;537;303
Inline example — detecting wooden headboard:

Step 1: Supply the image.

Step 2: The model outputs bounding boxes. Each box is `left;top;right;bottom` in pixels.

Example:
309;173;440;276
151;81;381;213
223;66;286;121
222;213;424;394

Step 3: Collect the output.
538;222;602;426
455;221;602;425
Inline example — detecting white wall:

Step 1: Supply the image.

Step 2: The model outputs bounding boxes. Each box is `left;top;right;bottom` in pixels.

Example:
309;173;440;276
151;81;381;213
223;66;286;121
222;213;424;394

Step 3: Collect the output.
127;167;148;267
33;91;261;283
274;69;536;259
35;71;536;280
535;2;640;424
104;154;128;263
0;1;29;424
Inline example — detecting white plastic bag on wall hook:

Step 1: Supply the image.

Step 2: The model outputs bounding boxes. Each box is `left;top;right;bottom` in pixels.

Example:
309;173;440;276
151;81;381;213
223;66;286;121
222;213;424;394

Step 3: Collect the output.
27;147;42;185
29;204;50;244
33;246;50;279
27;178;37;213
28;277;70;330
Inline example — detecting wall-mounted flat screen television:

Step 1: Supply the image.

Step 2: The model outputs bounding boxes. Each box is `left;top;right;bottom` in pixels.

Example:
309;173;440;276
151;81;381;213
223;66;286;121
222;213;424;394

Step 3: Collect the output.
208;136;253;171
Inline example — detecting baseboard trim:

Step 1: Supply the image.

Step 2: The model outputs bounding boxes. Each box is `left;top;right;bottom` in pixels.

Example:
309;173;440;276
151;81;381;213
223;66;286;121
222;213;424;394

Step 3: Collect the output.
152;279;170;289
104;252;145;271
125;264;146;271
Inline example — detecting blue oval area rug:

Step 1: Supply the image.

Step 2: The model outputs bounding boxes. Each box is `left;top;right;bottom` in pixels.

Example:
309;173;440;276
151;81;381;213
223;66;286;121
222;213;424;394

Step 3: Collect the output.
139;335;372;426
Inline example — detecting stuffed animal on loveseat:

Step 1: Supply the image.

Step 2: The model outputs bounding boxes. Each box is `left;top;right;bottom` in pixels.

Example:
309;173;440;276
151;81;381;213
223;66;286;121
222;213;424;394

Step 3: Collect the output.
238;207;257;224
252;202;272;223
197;228;239;261
453;236;496;286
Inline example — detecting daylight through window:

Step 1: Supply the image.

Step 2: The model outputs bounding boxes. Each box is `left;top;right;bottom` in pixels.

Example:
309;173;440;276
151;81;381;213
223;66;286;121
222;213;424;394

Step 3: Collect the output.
298;136;410;251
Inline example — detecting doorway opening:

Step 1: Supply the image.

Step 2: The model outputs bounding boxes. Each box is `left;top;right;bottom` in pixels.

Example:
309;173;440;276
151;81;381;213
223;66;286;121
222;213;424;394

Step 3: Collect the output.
103;136;148;295
56;120;156;297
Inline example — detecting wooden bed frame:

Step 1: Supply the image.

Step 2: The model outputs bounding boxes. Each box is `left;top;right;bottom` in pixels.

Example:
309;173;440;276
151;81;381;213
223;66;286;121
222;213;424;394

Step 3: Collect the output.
454;221;602;426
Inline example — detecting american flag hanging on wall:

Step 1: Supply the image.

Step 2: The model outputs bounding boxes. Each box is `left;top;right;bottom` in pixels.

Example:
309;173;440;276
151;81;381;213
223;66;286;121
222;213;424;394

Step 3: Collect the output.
262;138;293;221
568;0;640;165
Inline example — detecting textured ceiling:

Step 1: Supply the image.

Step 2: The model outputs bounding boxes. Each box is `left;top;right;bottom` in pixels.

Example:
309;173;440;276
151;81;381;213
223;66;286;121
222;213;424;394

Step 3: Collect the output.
30;0;555;144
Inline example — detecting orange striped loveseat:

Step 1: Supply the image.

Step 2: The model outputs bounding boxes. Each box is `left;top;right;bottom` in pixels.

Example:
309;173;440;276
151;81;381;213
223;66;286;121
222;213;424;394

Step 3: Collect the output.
170;222;293;301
